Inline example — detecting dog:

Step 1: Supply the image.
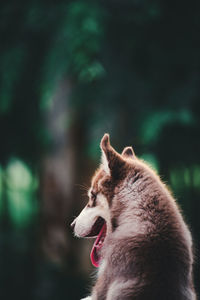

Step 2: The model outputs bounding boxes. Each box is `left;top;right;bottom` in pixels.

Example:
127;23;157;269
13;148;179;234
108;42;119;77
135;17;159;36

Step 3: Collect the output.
71;134;196;300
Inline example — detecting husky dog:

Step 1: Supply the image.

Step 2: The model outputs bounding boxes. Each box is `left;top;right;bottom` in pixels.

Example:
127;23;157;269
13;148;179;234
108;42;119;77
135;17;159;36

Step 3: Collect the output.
71;134;196;300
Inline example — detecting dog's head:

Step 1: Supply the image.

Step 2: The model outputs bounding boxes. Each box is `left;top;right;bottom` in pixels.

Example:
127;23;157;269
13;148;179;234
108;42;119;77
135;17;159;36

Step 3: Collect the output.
71;133;137;267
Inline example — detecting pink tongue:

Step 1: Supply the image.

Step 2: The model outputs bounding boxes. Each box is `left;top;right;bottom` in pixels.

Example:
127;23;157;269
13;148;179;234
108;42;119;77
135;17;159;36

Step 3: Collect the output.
90;223;106;267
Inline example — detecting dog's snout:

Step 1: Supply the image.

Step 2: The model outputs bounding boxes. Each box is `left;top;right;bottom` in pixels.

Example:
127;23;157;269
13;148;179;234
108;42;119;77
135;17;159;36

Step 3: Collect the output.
70;220;76;230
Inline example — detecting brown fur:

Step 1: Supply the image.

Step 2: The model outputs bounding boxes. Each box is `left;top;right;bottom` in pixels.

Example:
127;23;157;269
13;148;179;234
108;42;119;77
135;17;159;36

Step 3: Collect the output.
78;134;196;300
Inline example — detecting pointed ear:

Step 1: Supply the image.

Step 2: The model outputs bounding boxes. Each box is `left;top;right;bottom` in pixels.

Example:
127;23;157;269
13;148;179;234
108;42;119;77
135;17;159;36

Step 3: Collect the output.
121;146;136;159
100;134;125;177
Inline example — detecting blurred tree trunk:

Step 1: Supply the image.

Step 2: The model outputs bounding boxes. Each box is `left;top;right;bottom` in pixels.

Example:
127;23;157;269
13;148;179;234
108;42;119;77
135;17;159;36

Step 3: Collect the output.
40;79;75;265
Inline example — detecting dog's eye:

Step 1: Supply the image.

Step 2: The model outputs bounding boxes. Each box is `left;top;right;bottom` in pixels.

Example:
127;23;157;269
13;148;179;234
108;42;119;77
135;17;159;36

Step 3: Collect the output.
91;191;97;202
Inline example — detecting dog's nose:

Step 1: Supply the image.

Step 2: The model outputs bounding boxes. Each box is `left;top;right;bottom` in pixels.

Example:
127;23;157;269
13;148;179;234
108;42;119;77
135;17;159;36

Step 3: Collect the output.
70;220;76;230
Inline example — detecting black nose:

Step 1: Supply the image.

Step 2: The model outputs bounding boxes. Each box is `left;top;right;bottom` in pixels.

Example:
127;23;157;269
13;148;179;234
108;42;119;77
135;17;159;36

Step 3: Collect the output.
70;220;76;230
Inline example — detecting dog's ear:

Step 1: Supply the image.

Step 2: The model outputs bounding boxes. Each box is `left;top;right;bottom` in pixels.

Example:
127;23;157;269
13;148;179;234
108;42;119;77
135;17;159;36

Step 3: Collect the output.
100;133;125;177
121;146;136;159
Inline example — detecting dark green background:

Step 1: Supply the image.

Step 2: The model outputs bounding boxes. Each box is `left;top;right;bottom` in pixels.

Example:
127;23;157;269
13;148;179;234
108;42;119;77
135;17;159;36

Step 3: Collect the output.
0;0;199;299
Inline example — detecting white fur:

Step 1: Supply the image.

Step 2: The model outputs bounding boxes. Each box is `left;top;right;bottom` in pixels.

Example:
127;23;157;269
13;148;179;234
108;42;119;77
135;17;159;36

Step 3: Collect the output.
98;259;107;277
87;188;92;198
74;194;110;238
101;151;110;175
97;194;111;232
74;205;103;237
106;279;138;300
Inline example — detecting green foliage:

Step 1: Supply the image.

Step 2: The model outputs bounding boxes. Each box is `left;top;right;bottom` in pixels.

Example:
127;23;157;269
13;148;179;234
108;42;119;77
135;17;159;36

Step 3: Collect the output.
170;165;200;193
140;109;194;145
65;1;105;81
0;166;3;212
2;159;38;227
0;46;26;114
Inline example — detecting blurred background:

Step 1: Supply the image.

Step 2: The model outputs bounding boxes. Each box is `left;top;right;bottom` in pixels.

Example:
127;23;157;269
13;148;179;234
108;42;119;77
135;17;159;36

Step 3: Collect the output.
0;0;200;299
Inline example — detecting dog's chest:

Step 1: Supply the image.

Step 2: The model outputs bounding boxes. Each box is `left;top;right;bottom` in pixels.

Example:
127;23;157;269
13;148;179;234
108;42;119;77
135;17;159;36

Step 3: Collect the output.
97;259;107;277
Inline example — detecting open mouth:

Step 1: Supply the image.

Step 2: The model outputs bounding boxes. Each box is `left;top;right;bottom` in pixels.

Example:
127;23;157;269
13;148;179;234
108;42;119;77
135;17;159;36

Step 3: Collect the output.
85;216;107;268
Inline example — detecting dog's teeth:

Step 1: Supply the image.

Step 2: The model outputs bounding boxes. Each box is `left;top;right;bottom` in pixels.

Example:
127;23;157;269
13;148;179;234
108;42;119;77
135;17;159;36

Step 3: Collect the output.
99;240;103;246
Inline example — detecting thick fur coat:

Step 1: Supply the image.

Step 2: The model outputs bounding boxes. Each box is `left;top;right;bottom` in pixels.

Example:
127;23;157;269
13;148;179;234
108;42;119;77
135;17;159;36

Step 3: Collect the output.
72;134;196;300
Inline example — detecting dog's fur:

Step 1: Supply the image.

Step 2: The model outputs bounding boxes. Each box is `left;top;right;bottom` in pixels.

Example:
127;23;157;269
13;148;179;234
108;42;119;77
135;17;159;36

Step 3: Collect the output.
72;134;196;300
